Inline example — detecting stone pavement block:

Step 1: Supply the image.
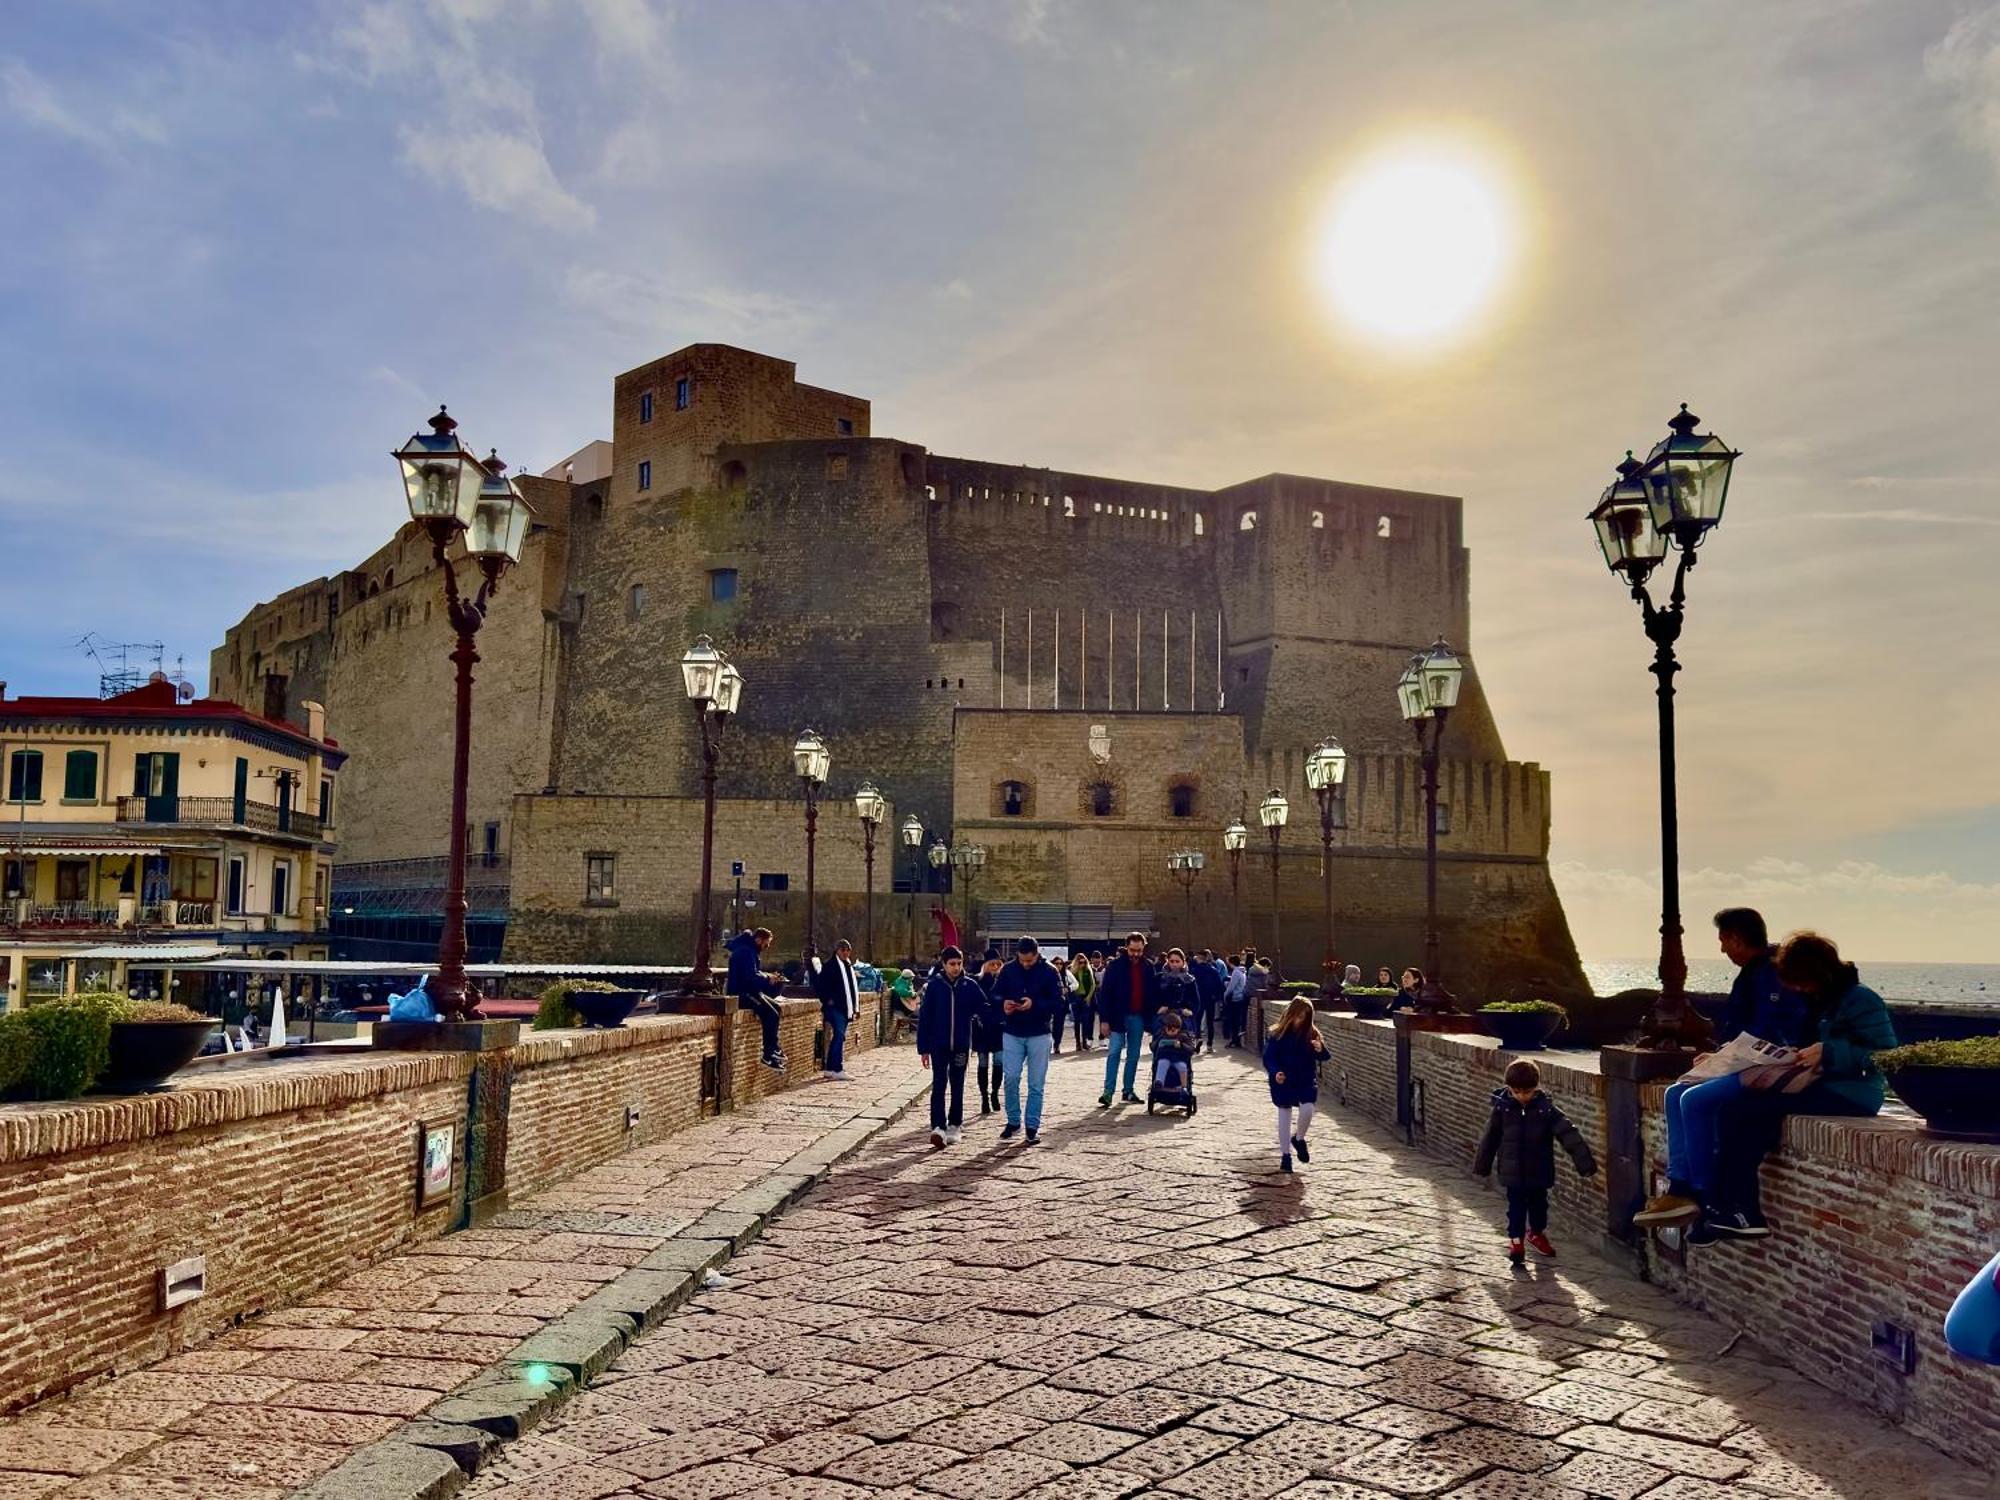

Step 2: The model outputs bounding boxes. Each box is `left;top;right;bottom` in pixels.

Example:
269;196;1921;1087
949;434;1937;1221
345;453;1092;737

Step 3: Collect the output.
427;1366;577;1439
296;1440;468;1500
506;1315;637;1383
397;1421;505;1474
573;1268;703;1330
0;1430;158;1477
916;1449;1072;1498
680;1210;765;1250
638;1238;736;1275
1545;1450;1668;1498
1554;1424;1751;1480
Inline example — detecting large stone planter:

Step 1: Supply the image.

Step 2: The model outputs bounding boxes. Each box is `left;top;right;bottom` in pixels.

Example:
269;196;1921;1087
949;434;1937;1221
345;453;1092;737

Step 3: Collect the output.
1478;1008;1566;1052
1886;1066;2000;1141
570;989;643;1029
100;1020;215;1093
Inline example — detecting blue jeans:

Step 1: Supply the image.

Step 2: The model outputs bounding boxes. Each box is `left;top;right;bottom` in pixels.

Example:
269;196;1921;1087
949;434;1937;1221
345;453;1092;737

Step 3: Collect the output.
1002;1031;1052;1130
1103;1014;1146;1096
1664;1073;1743;1195
824;1010;849;1074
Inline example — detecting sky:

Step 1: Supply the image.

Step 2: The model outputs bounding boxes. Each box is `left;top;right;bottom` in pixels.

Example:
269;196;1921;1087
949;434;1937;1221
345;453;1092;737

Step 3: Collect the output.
1;0;1996;964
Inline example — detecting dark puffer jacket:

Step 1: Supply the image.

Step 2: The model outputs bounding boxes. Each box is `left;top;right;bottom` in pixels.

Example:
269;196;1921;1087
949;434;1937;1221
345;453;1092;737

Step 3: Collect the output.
1473;1088;1597;1190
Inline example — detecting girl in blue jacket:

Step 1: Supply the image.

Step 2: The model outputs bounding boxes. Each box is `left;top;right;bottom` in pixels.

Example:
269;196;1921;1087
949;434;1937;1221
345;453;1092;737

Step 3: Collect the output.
1263;996;1328;1174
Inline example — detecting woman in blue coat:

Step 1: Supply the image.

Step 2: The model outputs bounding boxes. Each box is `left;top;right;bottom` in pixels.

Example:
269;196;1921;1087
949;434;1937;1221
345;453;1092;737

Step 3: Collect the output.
1263;995;1327;1174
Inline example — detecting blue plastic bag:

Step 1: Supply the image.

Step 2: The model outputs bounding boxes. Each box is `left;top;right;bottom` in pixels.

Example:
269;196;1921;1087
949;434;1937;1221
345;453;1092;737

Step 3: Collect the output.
387;974;438;1023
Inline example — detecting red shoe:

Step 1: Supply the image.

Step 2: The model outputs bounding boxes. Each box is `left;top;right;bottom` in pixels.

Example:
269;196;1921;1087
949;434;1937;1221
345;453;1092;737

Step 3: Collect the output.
1526;1231;1557;1258
1507;1238;1524;1266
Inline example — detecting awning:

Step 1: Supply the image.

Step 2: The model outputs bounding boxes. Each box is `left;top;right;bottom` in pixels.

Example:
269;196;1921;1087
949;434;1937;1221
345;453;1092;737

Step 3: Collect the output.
61;943;230;962
159;958;691;976
4;845;172;857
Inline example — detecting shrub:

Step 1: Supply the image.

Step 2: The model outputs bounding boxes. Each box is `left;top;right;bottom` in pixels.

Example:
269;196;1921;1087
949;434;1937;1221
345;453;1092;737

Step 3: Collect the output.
533;979;622;1031
1874;1036;2000;1072
0;1015;32;1096
1280;981;1322;996
1343;986;1398;998
119;1000;209;1024
16;994;122;1100
1478;999;1569;1017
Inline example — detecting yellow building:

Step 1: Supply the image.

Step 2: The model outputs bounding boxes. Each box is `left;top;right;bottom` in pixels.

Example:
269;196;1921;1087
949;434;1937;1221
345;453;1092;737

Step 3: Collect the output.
0;676;343;1008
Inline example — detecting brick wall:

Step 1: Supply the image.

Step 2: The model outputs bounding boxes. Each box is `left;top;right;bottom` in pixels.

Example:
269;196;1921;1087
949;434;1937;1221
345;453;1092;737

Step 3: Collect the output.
1305;1009;2000;1473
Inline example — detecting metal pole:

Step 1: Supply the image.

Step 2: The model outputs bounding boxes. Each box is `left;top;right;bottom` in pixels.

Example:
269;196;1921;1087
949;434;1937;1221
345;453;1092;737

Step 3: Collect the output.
1319;787;1336;995
1267;826;1282;977
1230;849;1242;951
686;705;719;992
1639;551;1696;1041
906;842;918;966
862;819;875;963
802;780;819;971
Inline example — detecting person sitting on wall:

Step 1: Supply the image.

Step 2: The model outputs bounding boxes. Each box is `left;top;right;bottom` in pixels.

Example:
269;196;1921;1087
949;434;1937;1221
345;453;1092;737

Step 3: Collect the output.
1636;907;1804;1233
1689;929;1897;1247
813;936;862;1081
725;926;788;1073
1392;967;1425;1013
1376;966;1395;990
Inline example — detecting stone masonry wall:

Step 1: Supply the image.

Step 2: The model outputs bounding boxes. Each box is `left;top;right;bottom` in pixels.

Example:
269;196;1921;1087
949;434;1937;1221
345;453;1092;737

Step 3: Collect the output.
1305;1010;2000;1474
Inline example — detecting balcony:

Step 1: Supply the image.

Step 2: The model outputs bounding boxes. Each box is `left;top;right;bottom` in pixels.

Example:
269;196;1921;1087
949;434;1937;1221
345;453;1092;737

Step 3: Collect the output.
115;796;327;843
2;898;222;935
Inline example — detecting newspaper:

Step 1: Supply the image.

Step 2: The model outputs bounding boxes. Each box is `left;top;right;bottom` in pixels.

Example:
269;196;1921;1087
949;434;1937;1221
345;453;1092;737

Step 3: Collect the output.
1678;1033;1802;1082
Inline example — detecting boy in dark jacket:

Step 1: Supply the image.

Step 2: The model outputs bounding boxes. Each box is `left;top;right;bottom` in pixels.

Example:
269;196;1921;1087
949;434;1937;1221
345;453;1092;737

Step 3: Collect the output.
918;946;984;1147
1474;1059;1598;1265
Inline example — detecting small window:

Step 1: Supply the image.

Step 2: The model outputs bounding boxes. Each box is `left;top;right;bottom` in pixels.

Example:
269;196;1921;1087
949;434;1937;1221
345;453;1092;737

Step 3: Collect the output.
1193;513;1205;536
584;492;605;521
1238;509;1257;531
585;853;617;904
320;777;335;826
675;376;691;410
63;749;98;802
1435;803;1452;836
628;583;646;619
1377;514;1395;537
827;454;849;479
720;459;747;489
226;856;246;915
709;568;738;603
1311;510;1325;530
1089;782;1115;817
7;750;43;802
637;460;652;492
482;821;500;864
1062;495;1076;517
639;391;654;423
1001;781;1027;817
1169;784;1194;818
271;860;292;919
758;872;789;891
837;417;854;435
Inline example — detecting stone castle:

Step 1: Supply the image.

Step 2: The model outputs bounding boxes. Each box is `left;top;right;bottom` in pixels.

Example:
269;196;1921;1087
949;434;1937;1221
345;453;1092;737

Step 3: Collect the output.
210;343;1584;996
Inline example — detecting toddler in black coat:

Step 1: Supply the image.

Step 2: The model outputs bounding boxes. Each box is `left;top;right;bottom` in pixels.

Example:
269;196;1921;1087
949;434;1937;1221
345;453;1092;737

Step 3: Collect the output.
1474;1058;1597;1265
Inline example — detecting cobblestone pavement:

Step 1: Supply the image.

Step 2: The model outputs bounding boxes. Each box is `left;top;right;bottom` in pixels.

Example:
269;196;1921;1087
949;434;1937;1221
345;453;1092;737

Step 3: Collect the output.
457;1042;1992;1500
0;1050;927;1500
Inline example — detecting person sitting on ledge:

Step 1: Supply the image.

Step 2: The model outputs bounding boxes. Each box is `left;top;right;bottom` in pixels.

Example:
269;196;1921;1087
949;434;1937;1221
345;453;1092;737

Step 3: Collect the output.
1688;929;1897;1247
725;926;789;1073
1636;906;1805;1232
1392;967;1425;1013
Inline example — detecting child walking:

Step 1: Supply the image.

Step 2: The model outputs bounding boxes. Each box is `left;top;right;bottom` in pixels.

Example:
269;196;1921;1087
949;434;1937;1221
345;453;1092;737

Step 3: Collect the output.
1474;1059;1598;1265
1263;996;1327;1174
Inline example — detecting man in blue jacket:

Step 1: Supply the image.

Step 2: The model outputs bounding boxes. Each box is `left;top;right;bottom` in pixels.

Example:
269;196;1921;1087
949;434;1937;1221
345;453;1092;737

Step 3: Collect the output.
726;927;788;1072
1190;948;1225;1051
1095;931;1160;1107
994;936;1062;1143
918;945;983;1147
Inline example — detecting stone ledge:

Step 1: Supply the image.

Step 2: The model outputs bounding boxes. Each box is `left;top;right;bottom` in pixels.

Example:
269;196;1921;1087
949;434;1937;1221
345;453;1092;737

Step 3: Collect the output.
511;1012;719;1068
296;1437;468;1500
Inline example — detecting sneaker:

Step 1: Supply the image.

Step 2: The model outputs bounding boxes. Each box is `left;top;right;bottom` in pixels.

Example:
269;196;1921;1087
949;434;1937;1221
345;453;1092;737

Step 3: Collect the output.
929;1127;946;1149
1024;1128;1040;1145
1279;1155;1294;1174
1292;1137;1311;1164
980;1099;993;1116
945;1125;962;1145
1683;1215;1724;1248
1706;1208;1763;1240
1507;1238;1525;1266
1633;1192;1701;1229
1000;1123;1020;1140
1738;1205;1771;1237
1098;1092;1113;1108
1526;1231;1557;1258
762;1050;786;1072
1122;1091;1143;1104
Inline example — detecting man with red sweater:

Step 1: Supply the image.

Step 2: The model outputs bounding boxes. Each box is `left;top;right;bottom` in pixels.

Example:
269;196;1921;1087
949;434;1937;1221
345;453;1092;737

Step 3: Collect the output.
1095;931;1160;1106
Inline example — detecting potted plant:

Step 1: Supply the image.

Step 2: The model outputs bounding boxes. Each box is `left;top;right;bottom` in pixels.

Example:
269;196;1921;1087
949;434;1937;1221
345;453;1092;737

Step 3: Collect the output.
1876;1037;2000;1140
1477;999;1569;1051
533;979;635;1031
1345;986;1399;1020
101;999;217;1093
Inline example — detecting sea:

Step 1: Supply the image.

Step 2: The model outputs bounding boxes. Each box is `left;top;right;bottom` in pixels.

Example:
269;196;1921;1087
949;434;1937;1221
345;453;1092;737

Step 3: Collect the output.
1583;959;2000;1009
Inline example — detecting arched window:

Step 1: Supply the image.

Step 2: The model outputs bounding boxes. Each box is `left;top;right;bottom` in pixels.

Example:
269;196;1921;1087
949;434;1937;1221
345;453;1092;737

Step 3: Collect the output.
1089;782;1115;817
1001;780;1027;816
1310;510;1325;530
1169;783;1195;818
1062;495;1075;517
1238;509;1257;531
584;492;605;521
627;583;646;619
1193;513;1205;536
720;459;747;490
931;601;960;640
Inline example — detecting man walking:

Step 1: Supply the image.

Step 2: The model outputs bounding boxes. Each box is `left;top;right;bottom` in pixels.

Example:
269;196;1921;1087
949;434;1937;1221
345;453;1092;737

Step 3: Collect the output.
918;945;982;1146
1095;931;1159;1106
1069;950;1097;1052
1191;948;1224;1051
726;926;788;1072
995;936;1062;1143
813;936;862;1080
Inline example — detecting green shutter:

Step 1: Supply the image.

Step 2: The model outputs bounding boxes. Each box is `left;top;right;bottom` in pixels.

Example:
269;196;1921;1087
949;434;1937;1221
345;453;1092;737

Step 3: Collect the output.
232;758;248;823
64;750;97;802
9;751;42;802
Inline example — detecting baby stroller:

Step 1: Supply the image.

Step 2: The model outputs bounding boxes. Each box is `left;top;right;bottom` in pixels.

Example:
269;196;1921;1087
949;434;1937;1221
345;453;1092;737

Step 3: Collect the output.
1146;1009;1198;1116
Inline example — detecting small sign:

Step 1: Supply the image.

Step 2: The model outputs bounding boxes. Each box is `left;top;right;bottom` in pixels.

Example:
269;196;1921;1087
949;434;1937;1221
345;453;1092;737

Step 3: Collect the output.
731;861;745;878
418;1121;456;1209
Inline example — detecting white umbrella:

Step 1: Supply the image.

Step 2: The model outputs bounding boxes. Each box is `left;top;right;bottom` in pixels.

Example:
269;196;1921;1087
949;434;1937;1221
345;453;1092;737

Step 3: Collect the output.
269;988;288;1049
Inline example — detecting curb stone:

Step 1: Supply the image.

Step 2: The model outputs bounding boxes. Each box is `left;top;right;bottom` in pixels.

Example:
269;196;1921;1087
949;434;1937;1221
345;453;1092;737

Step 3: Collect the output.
298;1070;927;1500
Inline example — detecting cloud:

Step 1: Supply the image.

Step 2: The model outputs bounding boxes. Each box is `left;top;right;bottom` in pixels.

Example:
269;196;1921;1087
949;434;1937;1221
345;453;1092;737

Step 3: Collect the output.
1773;507;2000;527
403;125;595;229
561;265;823;343
0;56;166;155
1927;6;2000;178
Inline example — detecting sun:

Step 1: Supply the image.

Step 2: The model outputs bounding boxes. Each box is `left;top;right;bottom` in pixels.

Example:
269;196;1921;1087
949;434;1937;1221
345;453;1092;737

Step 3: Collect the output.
1313;143;1515;348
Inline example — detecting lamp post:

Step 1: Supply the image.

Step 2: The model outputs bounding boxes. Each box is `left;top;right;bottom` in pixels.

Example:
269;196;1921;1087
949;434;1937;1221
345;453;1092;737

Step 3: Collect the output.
1586;404;1740;1048
680;635;744;993
1305;737;1349;997
950;841;987;948
391;408;530;1020
927;838;949;954
1398;638;1463;1010
854;781;885;963
900;814;923;963
1222;818;1248;951
792;729;830;970
1256;790;1288;977
1168;849;1205;952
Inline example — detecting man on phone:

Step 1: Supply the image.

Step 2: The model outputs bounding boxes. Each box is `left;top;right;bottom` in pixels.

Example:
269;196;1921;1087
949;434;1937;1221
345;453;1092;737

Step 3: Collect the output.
995;936;1062;1143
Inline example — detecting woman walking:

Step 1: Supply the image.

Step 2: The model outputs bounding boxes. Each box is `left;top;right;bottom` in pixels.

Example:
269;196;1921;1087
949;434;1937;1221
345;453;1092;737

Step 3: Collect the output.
1263;996;1327;1174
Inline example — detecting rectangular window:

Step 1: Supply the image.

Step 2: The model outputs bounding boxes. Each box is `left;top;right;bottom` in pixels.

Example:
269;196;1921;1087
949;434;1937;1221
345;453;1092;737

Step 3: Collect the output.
226;856;246;916
639;390;654;423
674;376;691;410
7;750;43;802
709;568;738;603
758;873;789;891
827;454;849;479
63;750;98;802
637;460;651;492
837;417;854;435
271;860;292;919
585;853;617;904
1435;803;1452;836
320;777;334;827
314;865;328;914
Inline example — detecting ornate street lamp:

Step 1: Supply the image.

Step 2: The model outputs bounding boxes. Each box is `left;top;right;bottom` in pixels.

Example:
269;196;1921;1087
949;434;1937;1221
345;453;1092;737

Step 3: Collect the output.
391;409;530;1020
1168;849;1206;953
1587;404;1741;1048
950;841;987;947
1222;818;1248;951
900;814;924;963
792;729;831;969
1257;789;1288;976
681;636;744;993
1400;637;1461;1010
854;781;886;963
1304;736;1349;997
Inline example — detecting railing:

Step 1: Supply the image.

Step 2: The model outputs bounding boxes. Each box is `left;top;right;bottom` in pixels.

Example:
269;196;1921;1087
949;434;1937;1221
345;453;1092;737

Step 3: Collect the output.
1;899;222;933
334;854;510;890
115;796;326;841
175;900;216;926
19;903;121;928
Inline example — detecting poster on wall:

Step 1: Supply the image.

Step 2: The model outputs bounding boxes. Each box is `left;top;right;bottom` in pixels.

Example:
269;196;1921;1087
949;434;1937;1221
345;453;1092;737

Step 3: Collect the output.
418;1122;455;1208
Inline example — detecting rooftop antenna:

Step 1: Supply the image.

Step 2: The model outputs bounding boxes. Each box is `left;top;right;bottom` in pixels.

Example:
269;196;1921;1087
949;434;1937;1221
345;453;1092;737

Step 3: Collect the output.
74;634;193;699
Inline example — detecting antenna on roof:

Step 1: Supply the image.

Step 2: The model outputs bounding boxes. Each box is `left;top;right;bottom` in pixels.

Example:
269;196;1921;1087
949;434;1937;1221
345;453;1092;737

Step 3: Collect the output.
74;634;194;699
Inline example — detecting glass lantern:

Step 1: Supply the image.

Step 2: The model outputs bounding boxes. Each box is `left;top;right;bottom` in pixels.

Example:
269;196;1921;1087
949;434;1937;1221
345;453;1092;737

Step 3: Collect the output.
681;635;722;704
1641;404;1740;544
394;407;486;531
1305;737;1348;791
1258;789;1289;829
1588;451;1667;578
